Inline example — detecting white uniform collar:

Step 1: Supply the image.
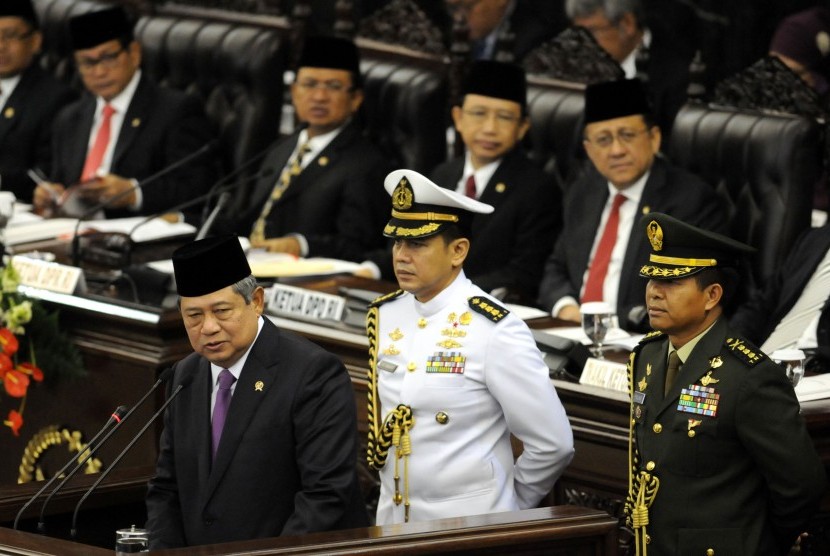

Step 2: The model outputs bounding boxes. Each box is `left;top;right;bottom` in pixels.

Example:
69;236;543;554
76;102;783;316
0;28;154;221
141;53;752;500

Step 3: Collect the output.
412;270;471;317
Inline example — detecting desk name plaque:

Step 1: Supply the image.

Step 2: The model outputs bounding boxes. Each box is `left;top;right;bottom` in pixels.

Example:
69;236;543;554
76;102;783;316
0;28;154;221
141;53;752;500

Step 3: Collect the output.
579;357;628;393
267;284;346;323
11;255;85;295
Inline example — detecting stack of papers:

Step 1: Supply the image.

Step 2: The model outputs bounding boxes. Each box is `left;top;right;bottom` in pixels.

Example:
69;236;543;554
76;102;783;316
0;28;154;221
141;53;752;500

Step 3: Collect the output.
4;213;196;246
540;326;643;351
795;374;830;402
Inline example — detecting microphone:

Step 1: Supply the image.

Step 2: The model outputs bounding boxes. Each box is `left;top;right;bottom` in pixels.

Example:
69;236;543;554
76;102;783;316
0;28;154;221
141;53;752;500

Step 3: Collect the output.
36;367;174;532
12;405;128;530
71;141;216;266
196;191;231;241
70;374;194;540
127;166;277;240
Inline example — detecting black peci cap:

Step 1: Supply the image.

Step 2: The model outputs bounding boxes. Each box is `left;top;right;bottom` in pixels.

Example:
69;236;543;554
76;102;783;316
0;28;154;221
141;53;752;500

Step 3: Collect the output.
461;60;527;108
69;6;133;51
584;78;651;124
173;235;252;297
0;0;39;28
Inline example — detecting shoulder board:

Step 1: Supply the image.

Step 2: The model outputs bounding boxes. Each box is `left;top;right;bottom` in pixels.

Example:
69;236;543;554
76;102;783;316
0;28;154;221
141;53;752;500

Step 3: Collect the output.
632;330;664;353
639;330;665;345
467;296;509;323
724;336;766;367
369;289;405;308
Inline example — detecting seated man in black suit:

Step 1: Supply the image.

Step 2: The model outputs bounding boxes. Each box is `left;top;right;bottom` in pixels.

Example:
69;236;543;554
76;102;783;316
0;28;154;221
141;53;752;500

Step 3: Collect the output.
444;0;566;62
222;36;389;263
565;0;694;135
0;0;75;203
731;223;830;365
32;6;216;220
430;60;561;303
537;78;726;330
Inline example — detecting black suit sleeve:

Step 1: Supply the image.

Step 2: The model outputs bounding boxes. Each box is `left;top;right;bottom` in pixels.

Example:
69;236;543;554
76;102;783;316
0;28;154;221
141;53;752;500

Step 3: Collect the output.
280;348;368;534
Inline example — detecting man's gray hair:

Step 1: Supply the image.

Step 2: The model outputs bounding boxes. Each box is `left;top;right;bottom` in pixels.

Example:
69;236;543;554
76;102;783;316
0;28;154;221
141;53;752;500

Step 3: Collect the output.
232;275;259;304
565;0;643;24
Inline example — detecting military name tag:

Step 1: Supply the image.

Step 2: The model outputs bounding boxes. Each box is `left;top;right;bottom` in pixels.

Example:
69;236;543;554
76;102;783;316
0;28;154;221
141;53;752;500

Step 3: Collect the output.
267;284;345;322
378;360;398;373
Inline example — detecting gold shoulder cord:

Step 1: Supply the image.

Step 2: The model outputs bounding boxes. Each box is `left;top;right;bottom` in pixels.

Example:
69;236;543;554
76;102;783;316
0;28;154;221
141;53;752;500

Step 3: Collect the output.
626;351;659;556
366;306;415;521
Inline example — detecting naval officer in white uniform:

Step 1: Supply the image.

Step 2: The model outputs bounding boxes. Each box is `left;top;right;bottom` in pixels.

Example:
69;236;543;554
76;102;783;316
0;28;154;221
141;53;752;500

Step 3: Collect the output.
366;169;574;525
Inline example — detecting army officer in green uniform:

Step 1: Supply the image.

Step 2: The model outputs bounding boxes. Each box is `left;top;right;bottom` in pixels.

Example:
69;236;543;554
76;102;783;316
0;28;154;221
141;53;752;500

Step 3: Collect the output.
626;213;826;555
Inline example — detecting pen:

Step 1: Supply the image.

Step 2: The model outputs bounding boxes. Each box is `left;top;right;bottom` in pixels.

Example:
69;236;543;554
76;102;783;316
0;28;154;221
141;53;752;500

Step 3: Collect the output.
27;168;61;204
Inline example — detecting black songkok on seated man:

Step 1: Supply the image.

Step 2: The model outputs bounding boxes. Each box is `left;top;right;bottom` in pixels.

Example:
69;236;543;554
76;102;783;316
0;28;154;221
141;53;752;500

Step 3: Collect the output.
584;78;652;124
461;60;527;109
0;0;39;27
68;6;134;51
296;35;361;84
173;235;252;297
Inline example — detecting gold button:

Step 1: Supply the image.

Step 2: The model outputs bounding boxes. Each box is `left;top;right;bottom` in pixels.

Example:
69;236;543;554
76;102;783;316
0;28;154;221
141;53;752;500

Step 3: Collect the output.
652;423;662;433
435;411;449;425
645;534;651;544
706;550;714;556
688;429;696;438
646;461;655;471
407;362;416;372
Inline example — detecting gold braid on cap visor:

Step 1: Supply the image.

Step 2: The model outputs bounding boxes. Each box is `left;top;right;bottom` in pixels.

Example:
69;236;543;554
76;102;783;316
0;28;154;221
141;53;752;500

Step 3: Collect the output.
391;209;459;222
649;255;717;266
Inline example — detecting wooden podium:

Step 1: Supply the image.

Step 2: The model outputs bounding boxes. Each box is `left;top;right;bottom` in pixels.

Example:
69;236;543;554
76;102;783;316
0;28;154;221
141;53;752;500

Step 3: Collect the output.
0;506;617;555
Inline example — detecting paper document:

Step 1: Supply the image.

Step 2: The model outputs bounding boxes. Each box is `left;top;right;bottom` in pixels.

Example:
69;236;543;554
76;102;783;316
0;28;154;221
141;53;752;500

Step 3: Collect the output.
505;304;549;321
795;374;830;402
78;217;196;243
247;251;360;278
540;325;634;346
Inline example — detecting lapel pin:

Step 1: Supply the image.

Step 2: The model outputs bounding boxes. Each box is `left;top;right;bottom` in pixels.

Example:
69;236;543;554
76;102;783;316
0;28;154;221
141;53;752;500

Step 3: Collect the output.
131;118;141;127
495;182;506;193
642;205;651;214
4;107;14;119
318;156;329;166
255;380;264;391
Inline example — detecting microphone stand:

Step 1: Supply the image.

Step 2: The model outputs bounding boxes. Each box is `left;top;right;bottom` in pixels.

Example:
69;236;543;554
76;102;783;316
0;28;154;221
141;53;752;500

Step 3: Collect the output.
71;142;215;267
70;377;192;540
12;405;128;530
36;368;174;533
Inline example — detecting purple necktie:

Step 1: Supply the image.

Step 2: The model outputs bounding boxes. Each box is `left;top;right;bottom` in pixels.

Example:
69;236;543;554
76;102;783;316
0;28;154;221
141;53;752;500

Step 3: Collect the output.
211;369;236;460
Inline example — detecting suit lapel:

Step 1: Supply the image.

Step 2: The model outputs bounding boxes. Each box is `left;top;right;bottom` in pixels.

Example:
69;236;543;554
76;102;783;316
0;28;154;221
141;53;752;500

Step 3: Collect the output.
0;69;33;143
202;321;281;504
112;76;152;167
191;358;213;493
276;123;359;206
68;98;97;182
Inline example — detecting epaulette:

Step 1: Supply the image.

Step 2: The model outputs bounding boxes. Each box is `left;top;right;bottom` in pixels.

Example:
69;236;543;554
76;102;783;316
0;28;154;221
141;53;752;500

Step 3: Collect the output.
639;330;665;344
368;289;405;308
468;296;509;323
724;336;766;367
632;330;664;354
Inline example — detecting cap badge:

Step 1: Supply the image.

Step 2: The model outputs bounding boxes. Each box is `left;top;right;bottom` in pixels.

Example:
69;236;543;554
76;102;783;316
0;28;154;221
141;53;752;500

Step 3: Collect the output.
255;380;264;391
392;177;413;211
647;220;663;251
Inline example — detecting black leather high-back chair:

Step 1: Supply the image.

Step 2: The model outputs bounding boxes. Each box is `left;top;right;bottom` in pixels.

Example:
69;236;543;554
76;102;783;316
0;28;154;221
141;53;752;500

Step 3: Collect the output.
34;0;103;85
134;15;285;176
668;103;820;287
525;77;586;189
358;42;448;174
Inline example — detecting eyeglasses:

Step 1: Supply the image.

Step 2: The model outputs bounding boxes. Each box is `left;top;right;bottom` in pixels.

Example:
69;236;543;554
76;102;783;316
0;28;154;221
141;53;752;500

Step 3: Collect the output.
462;108;522;126
584;128;651;149
76;48;126;73
296;79;353;94
0;29;34;44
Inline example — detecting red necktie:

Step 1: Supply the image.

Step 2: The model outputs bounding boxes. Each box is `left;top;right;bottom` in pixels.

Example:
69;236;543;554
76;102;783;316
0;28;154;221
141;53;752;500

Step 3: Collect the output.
582;193;626;303
81;104;115;182
464;174;477;199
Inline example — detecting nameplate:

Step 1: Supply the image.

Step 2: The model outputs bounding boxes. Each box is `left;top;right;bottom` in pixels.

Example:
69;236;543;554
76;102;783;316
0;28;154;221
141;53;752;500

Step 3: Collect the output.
11;256;85;295
579;357;628;393
267;284;345;322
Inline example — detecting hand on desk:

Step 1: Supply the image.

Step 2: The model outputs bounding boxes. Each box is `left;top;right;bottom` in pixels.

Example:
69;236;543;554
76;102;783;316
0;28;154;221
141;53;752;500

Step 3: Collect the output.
249;236;301;257
33;182;65;217
556;305;582;323
72;174;137;208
